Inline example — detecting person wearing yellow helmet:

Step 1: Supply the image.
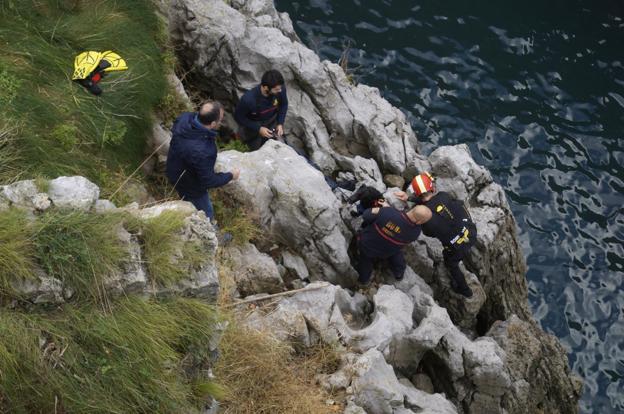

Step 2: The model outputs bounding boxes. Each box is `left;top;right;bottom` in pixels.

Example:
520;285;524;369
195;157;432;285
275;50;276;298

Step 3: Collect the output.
395;172;477;298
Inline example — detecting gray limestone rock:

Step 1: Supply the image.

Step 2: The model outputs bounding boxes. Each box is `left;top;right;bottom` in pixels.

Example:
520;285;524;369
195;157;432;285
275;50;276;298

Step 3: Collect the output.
169;0;420;177
47;176;99;211
223;242;284;296
281;250;309;280
488;315;582;414
217;141;356;286
0;180;50;211
330;285;414;353
351;349;404;414
94;199;116;213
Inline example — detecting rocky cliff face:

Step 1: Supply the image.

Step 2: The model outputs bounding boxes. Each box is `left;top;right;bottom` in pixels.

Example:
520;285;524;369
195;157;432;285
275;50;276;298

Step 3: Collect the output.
149;0;581;412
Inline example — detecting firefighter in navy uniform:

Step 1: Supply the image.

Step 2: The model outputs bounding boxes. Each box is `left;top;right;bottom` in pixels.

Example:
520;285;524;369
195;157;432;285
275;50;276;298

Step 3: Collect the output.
395;172;477;298
355;203;432;286
234;69;288;151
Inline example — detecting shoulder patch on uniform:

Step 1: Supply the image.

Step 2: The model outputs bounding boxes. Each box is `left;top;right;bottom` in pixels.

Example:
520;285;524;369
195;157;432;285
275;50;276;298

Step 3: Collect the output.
436;205;444;212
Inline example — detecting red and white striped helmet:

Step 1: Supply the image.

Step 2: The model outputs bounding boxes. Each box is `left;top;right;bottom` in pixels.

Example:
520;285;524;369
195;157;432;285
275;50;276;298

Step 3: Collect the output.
408;172;435;197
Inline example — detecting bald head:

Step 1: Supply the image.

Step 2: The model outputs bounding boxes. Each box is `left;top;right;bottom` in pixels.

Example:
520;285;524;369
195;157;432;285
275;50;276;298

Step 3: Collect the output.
407;205;432;224
198;101;224;127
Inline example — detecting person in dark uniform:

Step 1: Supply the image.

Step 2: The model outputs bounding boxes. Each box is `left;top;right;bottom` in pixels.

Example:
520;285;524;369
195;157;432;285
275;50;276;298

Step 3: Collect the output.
395;172;477;297
234;69;288;151
356;203;431;285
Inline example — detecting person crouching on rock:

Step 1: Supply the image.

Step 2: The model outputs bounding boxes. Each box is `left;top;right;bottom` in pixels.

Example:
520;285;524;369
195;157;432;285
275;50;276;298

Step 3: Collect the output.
356;203;431;286
394;172;476;298
166;101;240;222
234;69;288;151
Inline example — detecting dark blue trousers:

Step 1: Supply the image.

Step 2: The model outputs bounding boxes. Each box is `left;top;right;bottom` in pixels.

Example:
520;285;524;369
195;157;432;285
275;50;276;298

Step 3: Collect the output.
356;243;407;284
183;192;214;220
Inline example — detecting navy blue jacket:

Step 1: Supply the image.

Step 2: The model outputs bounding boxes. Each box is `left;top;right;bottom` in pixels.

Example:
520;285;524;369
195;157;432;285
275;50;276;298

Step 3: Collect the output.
234;85;288;132
358;207;422;257
418;192;477;248
166;112;233;199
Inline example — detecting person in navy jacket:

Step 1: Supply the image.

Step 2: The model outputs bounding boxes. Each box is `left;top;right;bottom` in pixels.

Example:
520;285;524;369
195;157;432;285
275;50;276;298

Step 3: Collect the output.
234;69;288;151
166;101;240;220
356;204;432;285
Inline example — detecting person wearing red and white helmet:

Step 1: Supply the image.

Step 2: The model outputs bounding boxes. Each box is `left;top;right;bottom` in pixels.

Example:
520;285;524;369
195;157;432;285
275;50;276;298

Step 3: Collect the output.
395;172;477;298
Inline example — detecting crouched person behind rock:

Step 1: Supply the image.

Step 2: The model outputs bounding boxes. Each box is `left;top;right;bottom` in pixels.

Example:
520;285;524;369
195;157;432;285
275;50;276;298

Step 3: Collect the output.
166;101;240;221
355;203;431;286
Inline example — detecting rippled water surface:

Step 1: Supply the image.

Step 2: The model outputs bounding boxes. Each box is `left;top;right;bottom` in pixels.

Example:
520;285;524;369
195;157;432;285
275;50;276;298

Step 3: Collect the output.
274;0;624;411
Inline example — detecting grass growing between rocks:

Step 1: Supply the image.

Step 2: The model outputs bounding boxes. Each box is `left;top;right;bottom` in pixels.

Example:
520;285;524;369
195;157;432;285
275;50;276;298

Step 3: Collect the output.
134;210;204;287
212;189;261;246
215;257;344;414
0;207;207;304
0;296;222;413
214;315;343;414
34;209;128;303
0;0;167;187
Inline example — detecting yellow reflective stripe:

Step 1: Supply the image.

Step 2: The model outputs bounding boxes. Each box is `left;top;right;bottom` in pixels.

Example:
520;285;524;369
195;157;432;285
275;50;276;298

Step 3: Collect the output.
456;229;470;244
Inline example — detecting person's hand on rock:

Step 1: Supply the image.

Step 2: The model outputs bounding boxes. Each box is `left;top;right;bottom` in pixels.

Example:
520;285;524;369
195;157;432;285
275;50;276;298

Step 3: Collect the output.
231;168;240;181
394;190;408;201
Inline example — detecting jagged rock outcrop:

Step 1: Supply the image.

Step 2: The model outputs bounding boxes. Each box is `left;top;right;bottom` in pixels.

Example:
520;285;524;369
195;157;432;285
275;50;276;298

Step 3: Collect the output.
163;0;581;412
217;141;357;286
168;0;423;177
222;242;284;296
2;177;219;305
248;281;516;413
488;315;583;414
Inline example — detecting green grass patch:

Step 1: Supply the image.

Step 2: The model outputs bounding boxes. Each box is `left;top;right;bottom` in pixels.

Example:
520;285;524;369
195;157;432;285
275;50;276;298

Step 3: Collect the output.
0;0;168;184
34;210;128;303
133;210;204;287
217;138;249;153
0;116;22;183
0;209;37;296
0;296;222;413
212;189;260;245
157;84;193;128
0;207;209;304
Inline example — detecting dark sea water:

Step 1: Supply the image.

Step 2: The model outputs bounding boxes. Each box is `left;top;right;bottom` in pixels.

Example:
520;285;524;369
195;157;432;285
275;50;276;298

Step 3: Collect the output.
274;0;624;412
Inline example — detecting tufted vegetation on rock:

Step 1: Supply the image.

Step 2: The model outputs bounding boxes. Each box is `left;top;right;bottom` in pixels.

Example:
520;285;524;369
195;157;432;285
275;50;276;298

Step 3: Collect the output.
0;297;222;413
0;206;208;304
35;210;129;302
130;210;204;287
214;312;342;414
212;189;261;246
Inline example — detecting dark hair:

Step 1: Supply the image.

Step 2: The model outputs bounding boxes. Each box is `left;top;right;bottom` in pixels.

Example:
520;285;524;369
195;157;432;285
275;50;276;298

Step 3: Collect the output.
260;70;285;89
197;101;223;125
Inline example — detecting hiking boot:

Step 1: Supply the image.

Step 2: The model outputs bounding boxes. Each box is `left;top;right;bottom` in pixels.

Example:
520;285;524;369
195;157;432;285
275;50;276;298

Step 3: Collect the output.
450;278;473;298
212;222;233;246
217;231;233;246
357;278;373;288
336;179;357;191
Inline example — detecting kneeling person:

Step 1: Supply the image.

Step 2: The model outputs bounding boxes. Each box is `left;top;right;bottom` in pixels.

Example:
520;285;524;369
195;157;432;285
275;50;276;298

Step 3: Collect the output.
356;204;431;285
234;69;288;151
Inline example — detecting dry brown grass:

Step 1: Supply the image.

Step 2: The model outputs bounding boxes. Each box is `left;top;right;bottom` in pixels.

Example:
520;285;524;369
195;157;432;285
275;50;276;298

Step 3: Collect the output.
214;317;343;414
214;219;345;413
